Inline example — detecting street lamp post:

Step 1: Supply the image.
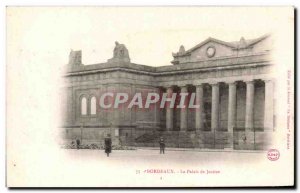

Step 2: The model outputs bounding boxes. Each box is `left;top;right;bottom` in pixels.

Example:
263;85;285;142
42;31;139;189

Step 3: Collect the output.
81;123;83;142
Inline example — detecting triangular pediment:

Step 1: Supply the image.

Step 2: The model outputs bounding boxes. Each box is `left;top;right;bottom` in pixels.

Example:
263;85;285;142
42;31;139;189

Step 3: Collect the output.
186;37;237;54
171;34;271;64
182;38;237;60
172;37;238;61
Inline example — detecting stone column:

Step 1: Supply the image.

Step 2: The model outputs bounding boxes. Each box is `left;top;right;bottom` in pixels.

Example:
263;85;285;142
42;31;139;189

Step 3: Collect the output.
227;82;237;132
245;80;255;131
166;87;174;131
195;84;204;131
211;83;219;132
264;80;274;130
180;86;188;131
154;88;160;130
227;81;236;149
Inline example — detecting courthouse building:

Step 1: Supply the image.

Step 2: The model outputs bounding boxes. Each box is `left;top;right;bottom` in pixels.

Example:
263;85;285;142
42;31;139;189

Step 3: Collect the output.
62;34;275;150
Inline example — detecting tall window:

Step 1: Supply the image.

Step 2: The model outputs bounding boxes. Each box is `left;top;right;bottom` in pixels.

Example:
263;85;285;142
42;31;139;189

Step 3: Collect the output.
90;96;96;115
81;97;87;115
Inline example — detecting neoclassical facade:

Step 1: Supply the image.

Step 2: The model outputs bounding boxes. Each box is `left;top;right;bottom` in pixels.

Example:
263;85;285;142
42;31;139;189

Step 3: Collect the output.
62;35;275;150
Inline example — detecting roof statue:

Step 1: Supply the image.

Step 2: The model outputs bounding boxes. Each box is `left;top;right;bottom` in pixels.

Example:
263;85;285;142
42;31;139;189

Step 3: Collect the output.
238;37;247;49
108;41;130;63
69;50;82;65
179;45;185;54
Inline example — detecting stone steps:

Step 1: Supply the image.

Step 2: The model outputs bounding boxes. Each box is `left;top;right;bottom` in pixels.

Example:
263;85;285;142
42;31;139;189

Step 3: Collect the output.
135;131;196;148
134;130;272;150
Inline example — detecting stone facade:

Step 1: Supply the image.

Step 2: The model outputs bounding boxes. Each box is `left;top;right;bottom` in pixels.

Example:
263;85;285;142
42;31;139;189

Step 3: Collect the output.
62;34;275;150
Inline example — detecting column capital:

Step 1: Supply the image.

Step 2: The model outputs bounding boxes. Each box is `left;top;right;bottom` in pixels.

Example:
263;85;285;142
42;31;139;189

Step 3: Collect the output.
194;83;205;87
178;84;188;88
227;81;237;85
193;80;207;86
164;85;175;90
225;79;237;84
211;82;220;86
262;78;274;83
244;79;255;84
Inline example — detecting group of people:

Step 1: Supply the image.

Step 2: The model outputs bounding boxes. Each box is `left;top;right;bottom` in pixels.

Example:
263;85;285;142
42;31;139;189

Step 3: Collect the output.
73;135;166;157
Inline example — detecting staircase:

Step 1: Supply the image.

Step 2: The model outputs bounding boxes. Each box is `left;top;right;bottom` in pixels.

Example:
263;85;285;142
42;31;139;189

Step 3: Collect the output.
135;131;196;148
134;130;270;150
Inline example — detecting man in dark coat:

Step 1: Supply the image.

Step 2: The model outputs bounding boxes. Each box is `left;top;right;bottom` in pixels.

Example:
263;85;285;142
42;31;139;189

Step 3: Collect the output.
76;138;81;150
159;137;165;154
104;134;112;157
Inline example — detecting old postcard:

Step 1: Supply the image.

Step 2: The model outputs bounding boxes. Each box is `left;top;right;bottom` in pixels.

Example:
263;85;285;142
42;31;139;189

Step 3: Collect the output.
6;7;294;187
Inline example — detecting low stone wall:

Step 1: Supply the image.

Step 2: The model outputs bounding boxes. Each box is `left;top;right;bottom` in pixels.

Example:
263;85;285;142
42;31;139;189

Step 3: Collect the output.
233;131;273;150
63;127;120;146
62;127;273;150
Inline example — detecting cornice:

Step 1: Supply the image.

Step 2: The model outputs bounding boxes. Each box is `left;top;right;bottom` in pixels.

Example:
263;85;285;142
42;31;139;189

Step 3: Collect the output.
65;52;271;77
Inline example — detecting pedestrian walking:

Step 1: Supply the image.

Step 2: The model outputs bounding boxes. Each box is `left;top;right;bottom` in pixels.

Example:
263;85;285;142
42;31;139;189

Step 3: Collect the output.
159;137;165;154
104;134;112;157
76;138;81;150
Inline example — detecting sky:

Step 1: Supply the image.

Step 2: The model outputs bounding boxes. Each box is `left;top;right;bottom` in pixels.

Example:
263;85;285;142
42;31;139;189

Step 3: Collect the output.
6;7;293;68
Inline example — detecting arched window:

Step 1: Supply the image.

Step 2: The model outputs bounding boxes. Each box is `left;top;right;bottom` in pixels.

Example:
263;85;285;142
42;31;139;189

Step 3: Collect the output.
81;97;87;115
90;96;96;115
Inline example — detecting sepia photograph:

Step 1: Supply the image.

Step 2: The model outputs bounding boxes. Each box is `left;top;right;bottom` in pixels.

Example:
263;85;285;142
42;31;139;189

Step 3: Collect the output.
6;6;294;187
